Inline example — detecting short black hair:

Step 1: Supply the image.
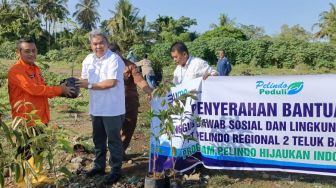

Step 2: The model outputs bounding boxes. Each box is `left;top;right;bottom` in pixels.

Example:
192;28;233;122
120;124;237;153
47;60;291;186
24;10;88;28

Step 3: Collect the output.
16;38;35;50
109;42;121;53
170;41;189;55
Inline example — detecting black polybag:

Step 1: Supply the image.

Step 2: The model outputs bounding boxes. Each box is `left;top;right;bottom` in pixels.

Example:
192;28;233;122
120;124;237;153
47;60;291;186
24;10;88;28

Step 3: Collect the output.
60;77;80;98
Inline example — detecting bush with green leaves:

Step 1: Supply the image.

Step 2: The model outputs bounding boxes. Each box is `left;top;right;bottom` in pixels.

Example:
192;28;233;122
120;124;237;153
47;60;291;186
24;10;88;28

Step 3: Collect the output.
150;43;172;67
0;41;16;60
0;102;73;188
45;47;88;64
129;32;336;72
45;50;62;61
192;37;336;69
0;71;9;119
129;44;150;61
0;87;9;120
199;25;248;41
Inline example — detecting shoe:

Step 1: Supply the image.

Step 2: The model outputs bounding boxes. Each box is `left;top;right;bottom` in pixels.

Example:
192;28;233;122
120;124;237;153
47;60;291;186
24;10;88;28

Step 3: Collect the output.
17;157;55;187
104;173;121;184
85;168;105;177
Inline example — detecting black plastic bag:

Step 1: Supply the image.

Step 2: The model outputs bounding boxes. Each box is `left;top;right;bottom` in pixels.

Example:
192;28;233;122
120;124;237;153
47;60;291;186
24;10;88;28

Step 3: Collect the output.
60;77;80;98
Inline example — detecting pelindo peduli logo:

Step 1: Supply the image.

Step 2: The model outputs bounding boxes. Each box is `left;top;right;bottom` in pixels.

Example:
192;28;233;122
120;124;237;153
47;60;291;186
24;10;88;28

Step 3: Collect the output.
256;81;304;95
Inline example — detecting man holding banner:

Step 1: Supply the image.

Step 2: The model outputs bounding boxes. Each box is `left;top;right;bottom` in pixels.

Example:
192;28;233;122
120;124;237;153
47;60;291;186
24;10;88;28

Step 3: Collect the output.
170;42;218;85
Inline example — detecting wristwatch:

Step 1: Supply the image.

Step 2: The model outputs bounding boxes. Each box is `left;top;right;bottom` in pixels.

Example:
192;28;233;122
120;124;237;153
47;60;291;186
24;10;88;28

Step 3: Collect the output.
88;83;93;89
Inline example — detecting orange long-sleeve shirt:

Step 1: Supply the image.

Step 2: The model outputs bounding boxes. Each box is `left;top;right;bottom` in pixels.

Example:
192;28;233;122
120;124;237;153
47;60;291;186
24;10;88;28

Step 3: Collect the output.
8;59;62;124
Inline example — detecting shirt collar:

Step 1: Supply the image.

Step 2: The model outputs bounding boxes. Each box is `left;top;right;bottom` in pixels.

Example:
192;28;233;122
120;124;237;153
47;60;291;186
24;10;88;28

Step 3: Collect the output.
182;56;192;68
93;49;112;60
18;58;37;69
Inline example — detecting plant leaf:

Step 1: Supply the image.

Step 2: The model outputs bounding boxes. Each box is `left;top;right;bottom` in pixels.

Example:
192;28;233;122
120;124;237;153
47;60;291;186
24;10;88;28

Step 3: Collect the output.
58;166;73;178
13;163;21;182
0;120;15;146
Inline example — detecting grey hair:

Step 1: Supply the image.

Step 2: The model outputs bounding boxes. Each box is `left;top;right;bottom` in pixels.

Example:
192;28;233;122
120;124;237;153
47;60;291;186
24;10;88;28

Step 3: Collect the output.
89;29;109;43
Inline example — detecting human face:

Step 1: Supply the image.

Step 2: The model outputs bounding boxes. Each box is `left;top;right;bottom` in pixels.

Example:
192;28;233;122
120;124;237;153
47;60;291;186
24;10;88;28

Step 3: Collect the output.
218;50;225;59
171;50;188;66
16;42;37;65
90;36;108;58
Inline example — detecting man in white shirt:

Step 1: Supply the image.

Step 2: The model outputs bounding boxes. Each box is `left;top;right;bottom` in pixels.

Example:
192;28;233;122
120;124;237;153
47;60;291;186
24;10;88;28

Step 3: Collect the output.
78;30;125;185
170;42;217;85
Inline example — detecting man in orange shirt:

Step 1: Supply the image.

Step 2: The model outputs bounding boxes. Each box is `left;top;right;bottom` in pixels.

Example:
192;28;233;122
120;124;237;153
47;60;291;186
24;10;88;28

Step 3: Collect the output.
8;38;75;187
8;38;74;124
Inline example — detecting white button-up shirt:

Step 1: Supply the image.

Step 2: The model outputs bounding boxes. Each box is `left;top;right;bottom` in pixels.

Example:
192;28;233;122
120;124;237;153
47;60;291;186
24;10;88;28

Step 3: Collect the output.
81;49;125;116
173;56;217;85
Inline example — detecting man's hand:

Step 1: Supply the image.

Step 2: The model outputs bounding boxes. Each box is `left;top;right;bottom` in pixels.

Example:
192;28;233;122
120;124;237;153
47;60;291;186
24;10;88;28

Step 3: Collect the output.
60;81;76;97
146;93;152;101
77;79;89;88
142;85;153;102
203;72;218;80
202;72;211;80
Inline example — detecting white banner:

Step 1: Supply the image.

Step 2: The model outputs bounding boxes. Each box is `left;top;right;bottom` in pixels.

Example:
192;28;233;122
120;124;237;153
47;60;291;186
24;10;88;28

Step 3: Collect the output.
150;75;336;176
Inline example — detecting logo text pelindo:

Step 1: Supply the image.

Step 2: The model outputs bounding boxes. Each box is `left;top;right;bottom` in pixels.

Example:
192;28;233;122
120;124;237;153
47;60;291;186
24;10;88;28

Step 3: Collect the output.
256;81;304;95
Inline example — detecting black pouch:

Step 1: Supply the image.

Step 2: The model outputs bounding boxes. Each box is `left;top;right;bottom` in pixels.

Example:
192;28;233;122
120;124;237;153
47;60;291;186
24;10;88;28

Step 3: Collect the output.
60;77;80;98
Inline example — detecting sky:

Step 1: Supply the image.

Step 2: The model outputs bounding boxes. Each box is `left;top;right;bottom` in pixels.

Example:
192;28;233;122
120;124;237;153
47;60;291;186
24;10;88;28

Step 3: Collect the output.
68;0;336;35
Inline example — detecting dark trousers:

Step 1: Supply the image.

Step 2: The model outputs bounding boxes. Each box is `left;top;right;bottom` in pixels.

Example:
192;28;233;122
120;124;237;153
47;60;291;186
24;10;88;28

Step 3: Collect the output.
91;115;124;174
121;106;138;152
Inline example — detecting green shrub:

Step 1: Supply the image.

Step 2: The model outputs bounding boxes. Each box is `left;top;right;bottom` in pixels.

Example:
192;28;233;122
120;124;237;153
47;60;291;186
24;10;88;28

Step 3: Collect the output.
316;59;335;69
294;63;313;73
199;25;248;41
129;44;150;61
45;47;88;64
150;43;172;66
46;50;62;61
0;41;16;59
130;35;336;72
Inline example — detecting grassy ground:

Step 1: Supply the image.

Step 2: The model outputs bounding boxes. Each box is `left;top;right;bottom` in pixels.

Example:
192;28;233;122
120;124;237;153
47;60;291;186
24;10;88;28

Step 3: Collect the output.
1;59;336;187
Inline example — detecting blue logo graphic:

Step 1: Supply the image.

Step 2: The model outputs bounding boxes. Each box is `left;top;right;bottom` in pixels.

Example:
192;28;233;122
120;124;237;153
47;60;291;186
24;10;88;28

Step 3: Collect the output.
256;81;304;95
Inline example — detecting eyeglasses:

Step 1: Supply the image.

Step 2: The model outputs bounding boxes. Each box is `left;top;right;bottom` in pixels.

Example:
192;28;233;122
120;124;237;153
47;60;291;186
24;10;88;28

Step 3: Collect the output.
20;49;37;54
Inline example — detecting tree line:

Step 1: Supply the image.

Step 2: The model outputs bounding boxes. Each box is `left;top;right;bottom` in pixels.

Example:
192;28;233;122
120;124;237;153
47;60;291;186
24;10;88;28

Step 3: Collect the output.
0;0;335;70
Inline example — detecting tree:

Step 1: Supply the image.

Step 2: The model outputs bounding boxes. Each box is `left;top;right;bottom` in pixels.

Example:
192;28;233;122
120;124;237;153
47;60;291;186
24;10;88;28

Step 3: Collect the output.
314;3;336;43
277;24;311;41
210;13;235;28
13;0;37;21
148;15;197;43
107;0;142;51
73;0;100;31
0;8;43;42
0;0;12;11
135;16;149;43
200;25;247;41
58;18;89;48
35;0;69;49
99;19;110;34
239;24;266;39
36;0;69;33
